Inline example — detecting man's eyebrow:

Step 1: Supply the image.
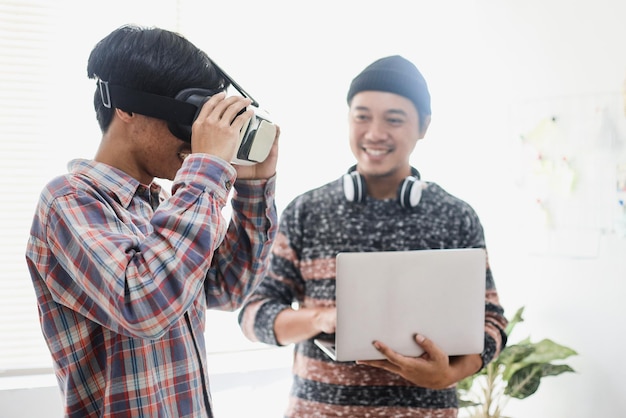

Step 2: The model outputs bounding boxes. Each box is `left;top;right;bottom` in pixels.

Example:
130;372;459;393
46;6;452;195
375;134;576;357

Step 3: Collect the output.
385;108;408;116
352;106;407;116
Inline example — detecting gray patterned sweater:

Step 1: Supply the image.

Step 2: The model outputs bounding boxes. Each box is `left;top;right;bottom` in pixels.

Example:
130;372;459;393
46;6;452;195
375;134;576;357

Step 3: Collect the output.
238;175;507;418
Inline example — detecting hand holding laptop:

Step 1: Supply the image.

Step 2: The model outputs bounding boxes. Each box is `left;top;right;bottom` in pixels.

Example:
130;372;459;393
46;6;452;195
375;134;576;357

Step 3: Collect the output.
315;307;337;335
355;332;484;390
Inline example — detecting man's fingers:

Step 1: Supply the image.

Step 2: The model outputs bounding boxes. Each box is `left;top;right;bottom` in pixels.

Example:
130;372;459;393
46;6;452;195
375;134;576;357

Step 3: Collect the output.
414;333;427;347
414;333;446;362
372;340;406;366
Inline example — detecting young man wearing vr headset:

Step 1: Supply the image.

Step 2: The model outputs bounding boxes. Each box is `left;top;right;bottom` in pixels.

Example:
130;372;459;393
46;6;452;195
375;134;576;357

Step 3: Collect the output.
238;55;508;417
25;24;279;417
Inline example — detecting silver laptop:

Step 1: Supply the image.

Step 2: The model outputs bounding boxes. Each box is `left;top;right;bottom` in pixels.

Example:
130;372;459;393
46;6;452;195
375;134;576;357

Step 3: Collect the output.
314;248;486;362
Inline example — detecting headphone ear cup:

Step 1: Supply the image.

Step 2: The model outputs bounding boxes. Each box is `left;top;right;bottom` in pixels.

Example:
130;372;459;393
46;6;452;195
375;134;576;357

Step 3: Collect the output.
398;177;423;208
343;171;366;202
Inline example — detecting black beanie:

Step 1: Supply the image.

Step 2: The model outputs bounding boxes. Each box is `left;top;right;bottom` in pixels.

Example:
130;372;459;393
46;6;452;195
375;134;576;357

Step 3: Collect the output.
346;55;431;117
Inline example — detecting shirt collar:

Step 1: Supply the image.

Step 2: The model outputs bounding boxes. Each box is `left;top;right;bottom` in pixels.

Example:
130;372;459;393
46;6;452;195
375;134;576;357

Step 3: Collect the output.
68;159;163;209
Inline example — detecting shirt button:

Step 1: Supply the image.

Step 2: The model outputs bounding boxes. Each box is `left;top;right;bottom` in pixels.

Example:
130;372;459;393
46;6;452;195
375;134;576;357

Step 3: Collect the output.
225;180;232;190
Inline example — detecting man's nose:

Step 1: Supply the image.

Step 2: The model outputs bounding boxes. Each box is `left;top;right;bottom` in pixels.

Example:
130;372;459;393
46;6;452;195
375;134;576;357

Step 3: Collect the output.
365;120;388;140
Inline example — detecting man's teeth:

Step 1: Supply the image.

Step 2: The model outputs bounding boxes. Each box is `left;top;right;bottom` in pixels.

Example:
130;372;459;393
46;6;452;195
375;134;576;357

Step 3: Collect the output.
365;148;388;156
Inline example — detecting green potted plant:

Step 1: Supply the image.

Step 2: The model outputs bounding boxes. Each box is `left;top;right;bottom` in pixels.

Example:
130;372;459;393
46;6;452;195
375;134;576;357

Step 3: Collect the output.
457;306;578;418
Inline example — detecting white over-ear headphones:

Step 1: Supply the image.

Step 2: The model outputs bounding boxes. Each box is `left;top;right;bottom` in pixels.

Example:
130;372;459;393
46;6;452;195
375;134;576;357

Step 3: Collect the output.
342;165;424;208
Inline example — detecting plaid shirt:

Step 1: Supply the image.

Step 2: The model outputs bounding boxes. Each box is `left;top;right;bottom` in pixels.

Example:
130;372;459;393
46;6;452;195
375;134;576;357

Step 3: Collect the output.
25;155;277;417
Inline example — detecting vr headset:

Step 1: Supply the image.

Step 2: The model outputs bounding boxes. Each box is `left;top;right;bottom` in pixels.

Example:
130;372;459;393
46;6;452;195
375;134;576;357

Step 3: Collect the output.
97;61;276;165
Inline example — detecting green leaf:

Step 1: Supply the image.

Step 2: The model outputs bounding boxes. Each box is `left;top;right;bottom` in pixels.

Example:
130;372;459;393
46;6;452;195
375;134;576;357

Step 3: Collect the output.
505;363;576;399
540;363;575;378
504;306;525;336
521;339;578;364
458;398;481;408
497;343;536;365
498;338;577;381
505;363;542;399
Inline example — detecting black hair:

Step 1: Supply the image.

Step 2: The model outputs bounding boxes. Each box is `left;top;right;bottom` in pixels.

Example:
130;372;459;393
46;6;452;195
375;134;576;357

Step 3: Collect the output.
87;24;228;132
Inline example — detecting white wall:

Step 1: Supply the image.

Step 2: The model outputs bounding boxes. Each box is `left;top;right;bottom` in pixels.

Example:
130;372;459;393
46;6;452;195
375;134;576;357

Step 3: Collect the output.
3;0;626;417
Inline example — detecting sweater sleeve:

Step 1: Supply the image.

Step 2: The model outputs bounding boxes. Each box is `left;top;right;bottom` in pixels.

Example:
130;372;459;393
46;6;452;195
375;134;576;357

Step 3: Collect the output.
459;203;508;368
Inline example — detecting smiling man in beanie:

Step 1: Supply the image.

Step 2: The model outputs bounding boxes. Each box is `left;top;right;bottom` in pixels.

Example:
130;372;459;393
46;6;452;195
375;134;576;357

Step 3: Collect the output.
238;55;508;417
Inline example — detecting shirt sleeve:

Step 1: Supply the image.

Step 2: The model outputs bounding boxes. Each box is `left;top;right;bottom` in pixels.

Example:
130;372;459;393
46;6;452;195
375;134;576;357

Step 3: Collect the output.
238;198;304;346
202;174;279;311
31;155;276;339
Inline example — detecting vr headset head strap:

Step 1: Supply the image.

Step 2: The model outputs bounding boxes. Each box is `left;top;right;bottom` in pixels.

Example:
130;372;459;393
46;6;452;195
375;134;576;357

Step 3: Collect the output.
99;80;198;125
95;59;261;143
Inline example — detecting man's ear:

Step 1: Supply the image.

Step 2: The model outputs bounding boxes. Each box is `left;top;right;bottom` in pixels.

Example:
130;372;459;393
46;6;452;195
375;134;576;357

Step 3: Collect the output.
115;108;134;121
418;115;431;139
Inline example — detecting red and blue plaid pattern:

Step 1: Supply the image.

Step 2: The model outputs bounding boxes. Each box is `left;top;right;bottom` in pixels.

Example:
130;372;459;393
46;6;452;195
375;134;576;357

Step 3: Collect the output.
26;155;277;417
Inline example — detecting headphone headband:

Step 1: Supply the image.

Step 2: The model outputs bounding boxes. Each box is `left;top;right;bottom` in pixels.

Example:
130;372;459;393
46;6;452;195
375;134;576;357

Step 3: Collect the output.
343;165;424;208
346;165;421;180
